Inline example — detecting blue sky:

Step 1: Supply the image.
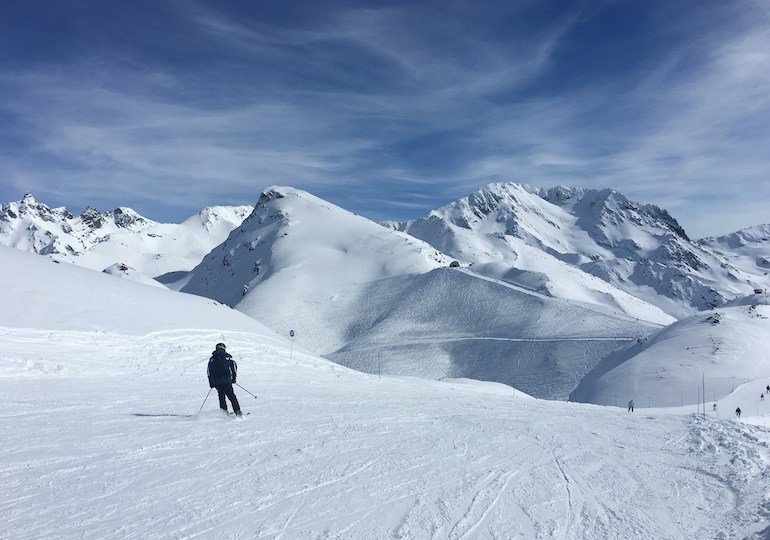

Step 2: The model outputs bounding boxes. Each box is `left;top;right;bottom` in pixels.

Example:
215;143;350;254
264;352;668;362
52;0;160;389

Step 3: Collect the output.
1;0;768;238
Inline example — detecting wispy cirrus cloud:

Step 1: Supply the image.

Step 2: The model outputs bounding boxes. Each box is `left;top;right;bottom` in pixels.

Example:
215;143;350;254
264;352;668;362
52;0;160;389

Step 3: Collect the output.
0;0;767;235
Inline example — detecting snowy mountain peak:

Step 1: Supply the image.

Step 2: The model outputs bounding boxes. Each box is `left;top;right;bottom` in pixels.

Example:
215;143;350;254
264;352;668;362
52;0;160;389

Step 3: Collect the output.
194;205;253;232
397;181;766;316
108;207;150;229
2;192;73;223
538;185;587;206
79;206;103;228
701;223;770;249
569;187;689;243
1;194;252;277
182;186;453;350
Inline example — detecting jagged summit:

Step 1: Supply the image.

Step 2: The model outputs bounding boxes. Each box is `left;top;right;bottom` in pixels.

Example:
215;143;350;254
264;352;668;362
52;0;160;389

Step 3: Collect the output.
0;193;252;277
394;181;763;316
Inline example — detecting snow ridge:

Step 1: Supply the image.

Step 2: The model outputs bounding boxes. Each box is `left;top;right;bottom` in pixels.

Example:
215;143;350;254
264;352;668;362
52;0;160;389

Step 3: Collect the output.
393;182;768;317
0;193;252;277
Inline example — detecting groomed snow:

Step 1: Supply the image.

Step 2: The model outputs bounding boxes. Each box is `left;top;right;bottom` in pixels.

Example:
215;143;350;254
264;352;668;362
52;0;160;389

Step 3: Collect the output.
2;243;770;538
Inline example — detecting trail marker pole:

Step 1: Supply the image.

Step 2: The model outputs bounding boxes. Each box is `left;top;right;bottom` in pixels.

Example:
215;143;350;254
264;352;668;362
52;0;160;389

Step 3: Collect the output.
289;329;295;362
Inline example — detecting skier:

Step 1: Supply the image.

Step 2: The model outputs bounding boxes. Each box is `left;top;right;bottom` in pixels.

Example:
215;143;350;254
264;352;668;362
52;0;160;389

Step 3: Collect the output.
735;407;741;419
207;343;241;416
712;403;717;412
762;394;765;402
627;400;634;412
766;385;769;394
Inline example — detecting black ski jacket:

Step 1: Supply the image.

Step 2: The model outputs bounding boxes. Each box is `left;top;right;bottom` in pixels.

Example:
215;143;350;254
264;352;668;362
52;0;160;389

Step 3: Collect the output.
207;350;237;386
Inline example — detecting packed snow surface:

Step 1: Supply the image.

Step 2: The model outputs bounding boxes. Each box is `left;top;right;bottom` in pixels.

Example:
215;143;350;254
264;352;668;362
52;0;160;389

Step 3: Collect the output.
3;246;770;538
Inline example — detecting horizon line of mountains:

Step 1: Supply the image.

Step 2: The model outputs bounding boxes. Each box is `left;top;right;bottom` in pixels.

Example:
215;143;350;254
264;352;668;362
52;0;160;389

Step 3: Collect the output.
3;182;769;400
3;183;768;319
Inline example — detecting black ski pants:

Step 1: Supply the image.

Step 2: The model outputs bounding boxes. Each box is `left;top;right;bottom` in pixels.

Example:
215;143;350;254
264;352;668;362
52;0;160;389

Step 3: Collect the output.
214;384;241;414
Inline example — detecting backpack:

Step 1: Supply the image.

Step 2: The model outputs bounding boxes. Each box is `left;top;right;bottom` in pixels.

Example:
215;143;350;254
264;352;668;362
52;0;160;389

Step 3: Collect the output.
208;350;231;382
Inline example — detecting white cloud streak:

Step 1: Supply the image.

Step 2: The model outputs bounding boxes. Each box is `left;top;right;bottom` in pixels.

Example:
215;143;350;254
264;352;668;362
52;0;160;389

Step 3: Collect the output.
0;1;767;236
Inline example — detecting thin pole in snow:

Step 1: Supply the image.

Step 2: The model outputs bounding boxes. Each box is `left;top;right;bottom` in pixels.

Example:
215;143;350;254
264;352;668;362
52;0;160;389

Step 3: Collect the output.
289;329;295;362
699;385;702;417
197;388;213;415
703;373;706;420
697;387;700;414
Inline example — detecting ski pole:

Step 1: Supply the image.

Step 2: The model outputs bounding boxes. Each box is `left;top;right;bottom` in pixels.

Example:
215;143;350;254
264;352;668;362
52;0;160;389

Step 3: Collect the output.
235;382;258;399
197;388;213;415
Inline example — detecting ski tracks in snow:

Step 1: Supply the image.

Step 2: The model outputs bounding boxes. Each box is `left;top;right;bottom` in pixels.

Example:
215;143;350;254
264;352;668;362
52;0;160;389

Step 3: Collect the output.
3;328;770;538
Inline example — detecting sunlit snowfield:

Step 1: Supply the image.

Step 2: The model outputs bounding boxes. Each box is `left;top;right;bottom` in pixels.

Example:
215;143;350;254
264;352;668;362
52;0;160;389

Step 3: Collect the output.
3;328;770;539
2;243;770;539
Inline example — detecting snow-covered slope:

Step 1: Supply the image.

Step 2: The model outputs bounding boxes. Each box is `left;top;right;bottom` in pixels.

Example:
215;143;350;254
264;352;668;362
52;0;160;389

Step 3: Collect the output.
571;300;770;408
0;193;252;277
181;186;451;351
181;187;661;399
0;246;277;336
325;267;660;399
2;235;770;539
700;224;770;290
392;182;767;318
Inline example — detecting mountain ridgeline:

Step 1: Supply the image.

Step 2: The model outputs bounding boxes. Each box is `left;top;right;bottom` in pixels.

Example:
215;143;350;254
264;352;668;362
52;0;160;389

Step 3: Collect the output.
2;184;768;399
388;183;765;317
0;193;253;277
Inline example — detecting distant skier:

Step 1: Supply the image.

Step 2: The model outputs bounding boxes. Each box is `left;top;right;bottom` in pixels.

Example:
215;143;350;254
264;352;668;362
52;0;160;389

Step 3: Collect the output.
735;407;741;419
628;400;634;412
712;403;717;412
762;394;765;402
207;343;242;416
766;385;769;394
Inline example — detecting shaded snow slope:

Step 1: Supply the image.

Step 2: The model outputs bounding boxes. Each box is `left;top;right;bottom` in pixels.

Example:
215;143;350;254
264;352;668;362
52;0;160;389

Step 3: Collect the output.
3;239;770;538
571;303;770;408
325;267;659;400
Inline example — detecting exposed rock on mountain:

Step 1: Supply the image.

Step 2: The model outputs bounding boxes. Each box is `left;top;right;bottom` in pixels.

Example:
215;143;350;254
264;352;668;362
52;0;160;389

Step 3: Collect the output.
0;193;252;276
391;182;766;317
